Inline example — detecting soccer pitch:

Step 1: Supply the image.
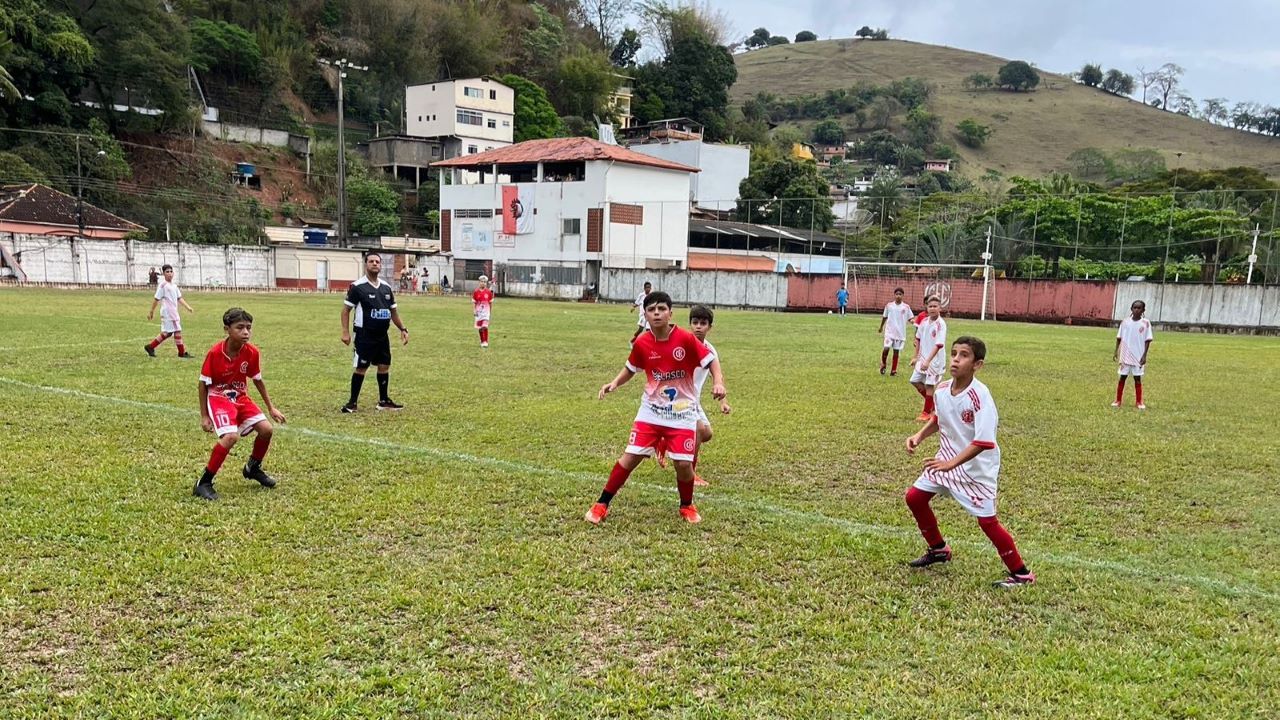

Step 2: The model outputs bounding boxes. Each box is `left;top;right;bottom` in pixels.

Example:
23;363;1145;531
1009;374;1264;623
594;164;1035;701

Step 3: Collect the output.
1;288;1277;718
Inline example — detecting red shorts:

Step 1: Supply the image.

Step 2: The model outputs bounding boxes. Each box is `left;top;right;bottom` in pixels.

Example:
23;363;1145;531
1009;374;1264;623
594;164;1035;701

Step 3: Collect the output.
625;421;697;462
207;392;266;437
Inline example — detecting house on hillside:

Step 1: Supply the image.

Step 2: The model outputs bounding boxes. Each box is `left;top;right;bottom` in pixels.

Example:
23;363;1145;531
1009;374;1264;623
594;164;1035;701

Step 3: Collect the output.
924;159;953;173
0;183;145;240
404;76;514;158
432;136;698;294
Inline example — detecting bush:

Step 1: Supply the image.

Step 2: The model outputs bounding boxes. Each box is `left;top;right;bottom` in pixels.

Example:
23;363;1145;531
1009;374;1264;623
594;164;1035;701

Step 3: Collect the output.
955;119;992;147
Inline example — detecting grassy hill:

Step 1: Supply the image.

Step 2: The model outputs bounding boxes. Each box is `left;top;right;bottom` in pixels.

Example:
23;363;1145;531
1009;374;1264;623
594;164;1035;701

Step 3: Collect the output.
732;39;1280;180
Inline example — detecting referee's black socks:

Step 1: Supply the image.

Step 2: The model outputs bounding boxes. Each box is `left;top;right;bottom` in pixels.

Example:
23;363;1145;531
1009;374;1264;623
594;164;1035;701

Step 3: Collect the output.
349;373;364;404
377;372;389;402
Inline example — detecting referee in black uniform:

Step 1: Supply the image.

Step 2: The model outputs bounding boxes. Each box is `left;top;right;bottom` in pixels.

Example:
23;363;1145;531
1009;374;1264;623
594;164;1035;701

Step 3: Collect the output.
341;252;408;412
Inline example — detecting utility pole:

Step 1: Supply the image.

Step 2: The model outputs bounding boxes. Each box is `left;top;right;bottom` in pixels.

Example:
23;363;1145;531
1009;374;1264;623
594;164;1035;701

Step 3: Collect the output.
319;57;368;245
74;134;106;240
1246;223;1260;285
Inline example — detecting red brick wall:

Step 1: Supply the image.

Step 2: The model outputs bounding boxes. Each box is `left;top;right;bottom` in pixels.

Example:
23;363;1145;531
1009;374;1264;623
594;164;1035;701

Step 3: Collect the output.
609;203;643;225
587;208;603;252
441;210;452;252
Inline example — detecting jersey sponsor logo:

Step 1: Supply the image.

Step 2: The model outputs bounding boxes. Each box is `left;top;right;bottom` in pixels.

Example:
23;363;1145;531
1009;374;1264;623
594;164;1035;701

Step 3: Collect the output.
648;352;661;360
961;408;975;424
673;347;686;361
653;370;687;382
662;387;678;401
371;309;392;320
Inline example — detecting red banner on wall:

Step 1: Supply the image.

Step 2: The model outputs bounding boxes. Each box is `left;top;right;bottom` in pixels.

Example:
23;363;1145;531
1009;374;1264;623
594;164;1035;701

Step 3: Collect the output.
502;185;518;235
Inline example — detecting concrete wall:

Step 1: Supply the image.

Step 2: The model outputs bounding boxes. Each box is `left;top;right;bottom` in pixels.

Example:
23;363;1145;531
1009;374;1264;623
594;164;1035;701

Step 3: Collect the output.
1115;281;1280;329
202;121;295;149
600;267;788;309
2;235;271;287
273;246;364;290
599;164;692;269
629;140;749;210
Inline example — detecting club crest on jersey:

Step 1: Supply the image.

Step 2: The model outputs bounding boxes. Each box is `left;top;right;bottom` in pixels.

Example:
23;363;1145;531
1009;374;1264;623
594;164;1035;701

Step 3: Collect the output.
673;347;686;361
683;438;696;452
961;408;975;424
239;361;249;373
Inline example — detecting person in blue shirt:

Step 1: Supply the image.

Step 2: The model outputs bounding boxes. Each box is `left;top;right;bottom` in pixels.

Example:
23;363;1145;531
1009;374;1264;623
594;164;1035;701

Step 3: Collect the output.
836;284;849;317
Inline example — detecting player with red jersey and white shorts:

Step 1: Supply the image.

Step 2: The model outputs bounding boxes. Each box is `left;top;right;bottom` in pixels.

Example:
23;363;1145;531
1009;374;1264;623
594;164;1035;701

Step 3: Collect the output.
193;307;286;501
586;291;726;525
1113;299;1154;409
904;336;1034;588
909;297;947;421
878;287;913;376
473;274;494;347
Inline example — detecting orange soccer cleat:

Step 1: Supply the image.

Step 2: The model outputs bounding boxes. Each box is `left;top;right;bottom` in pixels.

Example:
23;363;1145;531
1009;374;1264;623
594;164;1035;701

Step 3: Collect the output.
584;502;608;525
679;505;702;524
915;411;932;422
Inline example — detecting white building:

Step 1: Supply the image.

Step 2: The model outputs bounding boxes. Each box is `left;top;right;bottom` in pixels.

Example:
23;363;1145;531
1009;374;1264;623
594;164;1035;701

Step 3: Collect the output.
622;119;750;212
433;137;698;294
405;77;514;158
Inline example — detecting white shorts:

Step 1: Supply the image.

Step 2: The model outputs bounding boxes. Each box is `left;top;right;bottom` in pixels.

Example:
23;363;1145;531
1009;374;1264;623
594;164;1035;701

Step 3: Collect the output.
1118;364;1146;377
910;366;941;386
161;318;182;334
913;474;998;518
883;338;905;351
637;315;649;328
695;406;711;427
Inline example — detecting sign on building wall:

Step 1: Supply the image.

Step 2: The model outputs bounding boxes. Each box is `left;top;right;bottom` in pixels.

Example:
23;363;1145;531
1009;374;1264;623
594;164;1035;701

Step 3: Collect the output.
459;223;492;252
501;185;535;235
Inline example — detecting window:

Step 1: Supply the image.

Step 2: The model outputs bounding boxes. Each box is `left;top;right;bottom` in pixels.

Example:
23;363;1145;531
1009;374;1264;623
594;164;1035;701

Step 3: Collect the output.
430;146;441;158
464;87;483;98
562;218;581;235
418;115;422;122
455;209;494;218
542;266;582;285
490;89;497;100
457;109;483;126
464;259;488;281
467;145;478;154
487;118;497;129
502;120;510;127
505;265;537;283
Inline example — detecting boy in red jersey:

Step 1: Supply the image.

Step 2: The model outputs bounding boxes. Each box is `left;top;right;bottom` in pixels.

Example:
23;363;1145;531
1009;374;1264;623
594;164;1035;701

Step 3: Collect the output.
586;292;726;524
194;307;286;501
904;336;1034;588
473;274;494;347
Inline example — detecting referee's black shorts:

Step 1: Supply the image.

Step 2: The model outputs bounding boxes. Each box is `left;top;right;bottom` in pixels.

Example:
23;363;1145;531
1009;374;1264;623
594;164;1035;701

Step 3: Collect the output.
353;331;392;369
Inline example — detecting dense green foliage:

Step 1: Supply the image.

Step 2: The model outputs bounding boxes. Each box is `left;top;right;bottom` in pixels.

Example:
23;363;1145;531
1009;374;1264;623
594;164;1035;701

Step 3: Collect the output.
737;154;834;230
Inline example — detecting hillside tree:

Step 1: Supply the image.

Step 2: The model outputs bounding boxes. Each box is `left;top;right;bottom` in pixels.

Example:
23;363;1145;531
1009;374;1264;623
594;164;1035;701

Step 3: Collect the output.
955;118;992;147
767;36;789;46
736;157;835;230
1151;63;1184;110
997;60;1040;91
610;28;641;66
502;74;564;141
745;27;770;48
581;0;634;47
856;26;874;39
1079;63;1102;87
872;28;889;40
963;73;993;90
811;118;844;145
1201;97;1228;125
905;106;940;147
1101;68;1135;96
795;30;817;42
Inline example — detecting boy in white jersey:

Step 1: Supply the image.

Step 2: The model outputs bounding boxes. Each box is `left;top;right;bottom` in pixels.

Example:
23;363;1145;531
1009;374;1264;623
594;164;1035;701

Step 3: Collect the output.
877;287;913;376
688;305;732;486
908;297;946;421
145;264;195;358
1113;299;1154;410
630;281;653;344
904;336;1034;588
588;292;727;525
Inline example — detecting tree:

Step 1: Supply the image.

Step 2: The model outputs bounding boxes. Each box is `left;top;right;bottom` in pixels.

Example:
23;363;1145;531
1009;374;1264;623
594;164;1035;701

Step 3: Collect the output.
502;74;564;141
552;48;616;118
610;28;641;67
1151;62;1184;110
811;118;844;145
581;0;634;47
640;1;731;55
1172;91;1196;116
1079;63;1102;87
736;157;834;230
767;36;789;46
872;28;889;40
963;73;993;90
866;95;901;130
1065;148;1113;181
745;27;770;48
1101;69;1135;96
955;118;992;147
189;19;264;82
904;106;939;147
795;30;817;42
1201;97;1228;125
997;61;1040;91
347;176;401;237
856;26;874;39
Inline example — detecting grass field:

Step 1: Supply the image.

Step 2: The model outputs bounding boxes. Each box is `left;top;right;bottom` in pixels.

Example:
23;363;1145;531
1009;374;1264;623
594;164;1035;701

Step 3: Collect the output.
2;288;1278;718
732;39;1280;180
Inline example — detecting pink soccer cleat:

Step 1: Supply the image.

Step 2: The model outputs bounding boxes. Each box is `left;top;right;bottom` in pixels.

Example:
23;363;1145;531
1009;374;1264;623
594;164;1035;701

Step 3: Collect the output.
584;503;608;525
679;505;702;524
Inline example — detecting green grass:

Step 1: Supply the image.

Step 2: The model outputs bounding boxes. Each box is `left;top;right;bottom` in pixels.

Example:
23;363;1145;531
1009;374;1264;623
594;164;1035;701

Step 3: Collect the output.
733;39;1280;180
1;288;1278;718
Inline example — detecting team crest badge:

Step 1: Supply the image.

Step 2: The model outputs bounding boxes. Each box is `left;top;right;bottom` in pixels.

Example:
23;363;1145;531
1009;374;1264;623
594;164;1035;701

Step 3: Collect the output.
960;409;975;424
240;361;249;373
673;347;686;361
683;438;696;452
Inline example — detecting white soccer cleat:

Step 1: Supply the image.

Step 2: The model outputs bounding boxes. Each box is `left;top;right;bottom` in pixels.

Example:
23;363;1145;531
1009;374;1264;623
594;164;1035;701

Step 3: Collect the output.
481;342;489;348
1136;403;1147;410
1110;401;1121;408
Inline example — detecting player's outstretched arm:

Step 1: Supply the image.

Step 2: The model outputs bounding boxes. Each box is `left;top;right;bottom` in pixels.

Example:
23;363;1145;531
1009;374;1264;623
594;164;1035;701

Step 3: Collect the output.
598;367;635;400
905;415;939;453
253;378;286;423
1113;337;1121;362
708;357;727;401
390;308;409;345
340;306;352;345
198;382;213;433
181;298;195;313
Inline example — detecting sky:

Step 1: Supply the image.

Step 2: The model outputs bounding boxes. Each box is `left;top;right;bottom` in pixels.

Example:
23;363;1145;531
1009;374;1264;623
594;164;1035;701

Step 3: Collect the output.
703;0;1280;108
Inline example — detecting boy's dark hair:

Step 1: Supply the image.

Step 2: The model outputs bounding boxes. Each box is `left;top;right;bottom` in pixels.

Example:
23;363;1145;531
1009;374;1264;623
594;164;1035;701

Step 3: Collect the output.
161;264;173;272
926;295;941;305
643;291;673;309
894;287;904;294
1131;299;1146;309
643;281;652;289
365;252;382;261
223;307;253;326
952;335;986;361
689;304;714;324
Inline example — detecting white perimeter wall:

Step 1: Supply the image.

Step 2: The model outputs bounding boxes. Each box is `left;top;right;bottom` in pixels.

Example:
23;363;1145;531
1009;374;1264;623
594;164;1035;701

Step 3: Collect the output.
2;235;272;287
600;267;787;309
1114;281;1280;328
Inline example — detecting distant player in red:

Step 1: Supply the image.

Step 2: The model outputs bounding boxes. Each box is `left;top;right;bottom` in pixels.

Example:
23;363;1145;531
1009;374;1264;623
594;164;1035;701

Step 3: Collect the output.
586;291;726;525
194;307;286;501
1113;299;1154;410
473;274;494;348
904;336;1034;588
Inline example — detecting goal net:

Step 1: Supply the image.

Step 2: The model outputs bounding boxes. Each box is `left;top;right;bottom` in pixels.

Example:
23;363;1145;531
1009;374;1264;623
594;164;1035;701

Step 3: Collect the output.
844;262;995;320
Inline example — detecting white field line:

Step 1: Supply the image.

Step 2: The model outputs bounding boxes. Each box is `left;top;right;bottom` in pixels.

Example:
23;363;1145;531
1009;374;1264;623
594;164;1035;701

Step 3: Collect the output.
0;375;1275;604
0;336;155;352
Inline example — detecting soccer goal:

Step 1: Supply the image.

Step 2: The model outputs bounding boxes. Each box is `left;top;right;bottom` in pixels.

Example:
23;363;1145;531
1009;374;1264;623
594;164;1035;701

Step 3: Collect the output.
844;262;996;320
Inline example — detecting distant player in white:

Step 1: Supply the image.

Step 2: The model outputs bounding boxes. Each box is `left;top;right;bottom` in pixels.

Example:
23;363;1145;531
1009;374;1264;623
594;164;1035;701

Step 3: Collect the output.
1113;299;1154;410
630;281;652;344
144;263;195;358
687;304;731;486
877;287;913;376
908;297;946;421
904;336;1034;588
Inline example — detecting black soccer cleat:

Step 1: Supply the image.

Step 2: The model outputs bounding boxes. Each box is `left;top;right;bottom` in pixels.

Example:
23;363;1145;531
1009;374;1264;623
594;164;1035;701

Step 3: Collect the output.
243;461;276;488
144;345;156;357
178;352;194;359
341;402;358;413
193;480;218;501
908;545;952;568
376;399;404;410
880;366;886;375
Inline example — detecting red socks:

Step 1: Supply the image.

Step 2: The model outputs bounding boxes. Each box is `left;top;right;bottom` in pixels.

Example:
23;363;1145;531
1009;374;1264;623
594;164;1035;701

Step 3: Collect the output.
905;487;945;546
1135;381;1144;405
148;332;170;350
206;443;231;475
923;395;935;415
174;331;186;355
479;328;489;343
252;433;271;462
978;516;1025;573
603;462;632;495
1116;377;1126;404
677;476;694;506
891;352;899;373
